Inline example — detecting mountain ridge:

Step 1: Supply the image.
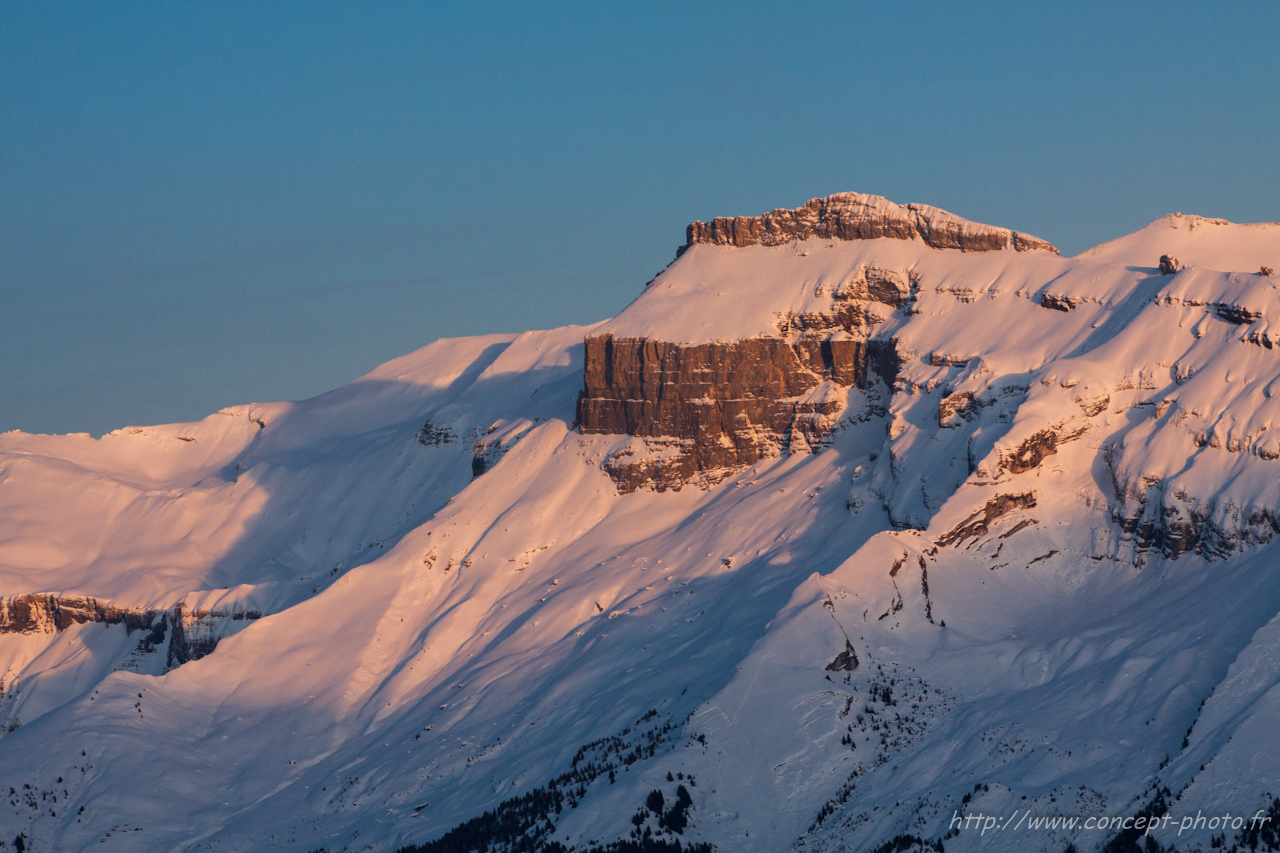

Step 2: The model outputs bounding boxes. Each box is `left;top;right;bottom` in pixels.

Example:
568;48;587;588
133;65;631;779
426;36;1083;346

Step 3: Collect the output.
1;195;1279;853
679;192;1059;256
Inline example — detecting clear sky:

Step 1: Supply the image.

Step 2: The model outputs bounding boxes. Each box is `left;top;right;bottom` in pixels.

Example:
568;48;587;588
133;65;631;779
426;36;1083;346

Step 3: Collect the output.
4;2;1278;435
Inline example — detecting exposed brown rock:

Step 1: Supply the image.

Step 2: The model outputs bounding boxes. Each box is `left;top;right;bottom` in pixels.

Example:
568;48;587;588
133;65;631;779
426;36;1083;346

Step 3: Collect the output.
1073;393;1111;417
0;594;150;633
472;423;535;479
1039;292;1078;312
1155;293;1264;326
1159;255;1180;275
578;333;900;492
581;192;1059;492
775;266;913;338
938;493;1037;547
998;518;1037;539
928;352;973;368
1003;429;1061;474
939;391;984;427
1214;303;1264;325
601;439;700;494
0;593;261;670
1012;232;1059;253
681;193;1058;256
1109;486;1280;561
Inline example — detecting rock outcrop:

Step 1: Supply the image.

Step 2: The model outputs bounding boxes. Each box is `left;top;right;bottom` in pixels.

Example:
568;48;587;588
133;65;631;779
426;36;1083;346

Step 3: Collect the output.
578;335;899;492
680;192;1058;256
0;594;153;634
0;593;261;671
937;493;1037;547
575;195;1062;492
578;257;916;491
824;641;860;672
1103;485;1280;562
1101;443;1280;561
999;421;1089;474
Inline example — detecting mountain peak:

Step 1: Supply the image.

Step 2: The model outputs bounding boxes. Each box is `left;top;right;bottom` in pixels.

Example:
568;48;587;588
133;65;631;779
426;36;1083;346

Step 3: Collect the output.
681;191;1058;256
1078;210;1280;271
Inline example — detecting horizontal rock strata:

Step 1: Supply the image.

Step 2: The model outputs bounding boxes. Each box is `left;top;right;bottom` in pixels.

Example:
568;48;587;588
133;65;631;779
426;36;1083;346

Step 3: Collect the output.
580;194;1055;492
938;493;1037;547
681;192;1058;256
0;593;261;670
0;593;154;634
578;334;898;492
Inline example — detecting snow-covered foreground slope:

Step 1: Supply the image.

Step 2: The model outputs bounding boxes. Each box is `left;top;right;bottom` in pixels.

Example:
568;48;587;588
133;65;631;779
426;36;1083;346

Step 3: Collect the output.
2;192;1280;853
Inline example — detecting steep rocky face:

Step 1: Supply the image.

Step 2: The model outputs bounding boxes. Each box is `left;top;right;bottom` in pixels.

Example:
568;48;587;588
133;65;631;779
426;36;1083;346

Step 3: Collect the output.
1101;443;1280;561
0;593;155;634
577;335;872;491
681;192;1058;256
937;493;1037;547
0;593;261;672
576;194;1061;493
165;601;261;668
578;264;907;491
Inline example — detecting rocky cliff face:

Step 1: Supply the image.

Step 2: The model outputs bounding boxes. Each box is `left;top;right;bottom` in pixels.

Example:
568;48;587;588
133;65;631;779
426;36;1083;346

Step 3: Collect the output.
578;336;868;491
681;192;1058;256
578;264;908;491
576;195;1059;492
0;593;154;634
0;594;261;673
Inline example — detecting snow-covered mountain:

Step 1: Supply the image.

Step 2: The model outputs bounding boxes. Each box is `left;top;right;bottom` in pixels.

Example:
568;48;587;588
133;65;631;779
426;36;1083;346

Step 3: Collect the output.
3;192;1280;853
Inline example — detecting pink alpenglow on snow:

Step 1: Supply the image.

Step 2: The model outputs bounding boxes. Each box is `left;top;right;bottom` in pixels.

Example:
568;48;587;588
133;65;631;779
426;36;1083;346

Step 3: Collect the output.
2;193;1280;853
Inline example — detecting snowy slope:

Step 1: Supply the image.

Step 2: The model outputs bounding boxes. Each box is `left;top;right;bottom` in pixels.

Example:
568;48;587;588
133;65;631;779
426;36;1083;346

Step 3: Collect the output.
1079;213;1280;274
2;198;1280;853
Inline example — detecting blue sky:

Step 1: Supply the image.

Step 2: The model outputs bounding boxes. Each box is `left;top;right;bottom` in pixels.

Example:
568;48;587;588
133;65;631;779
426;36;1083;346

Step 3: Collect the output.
3;2;1278;435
